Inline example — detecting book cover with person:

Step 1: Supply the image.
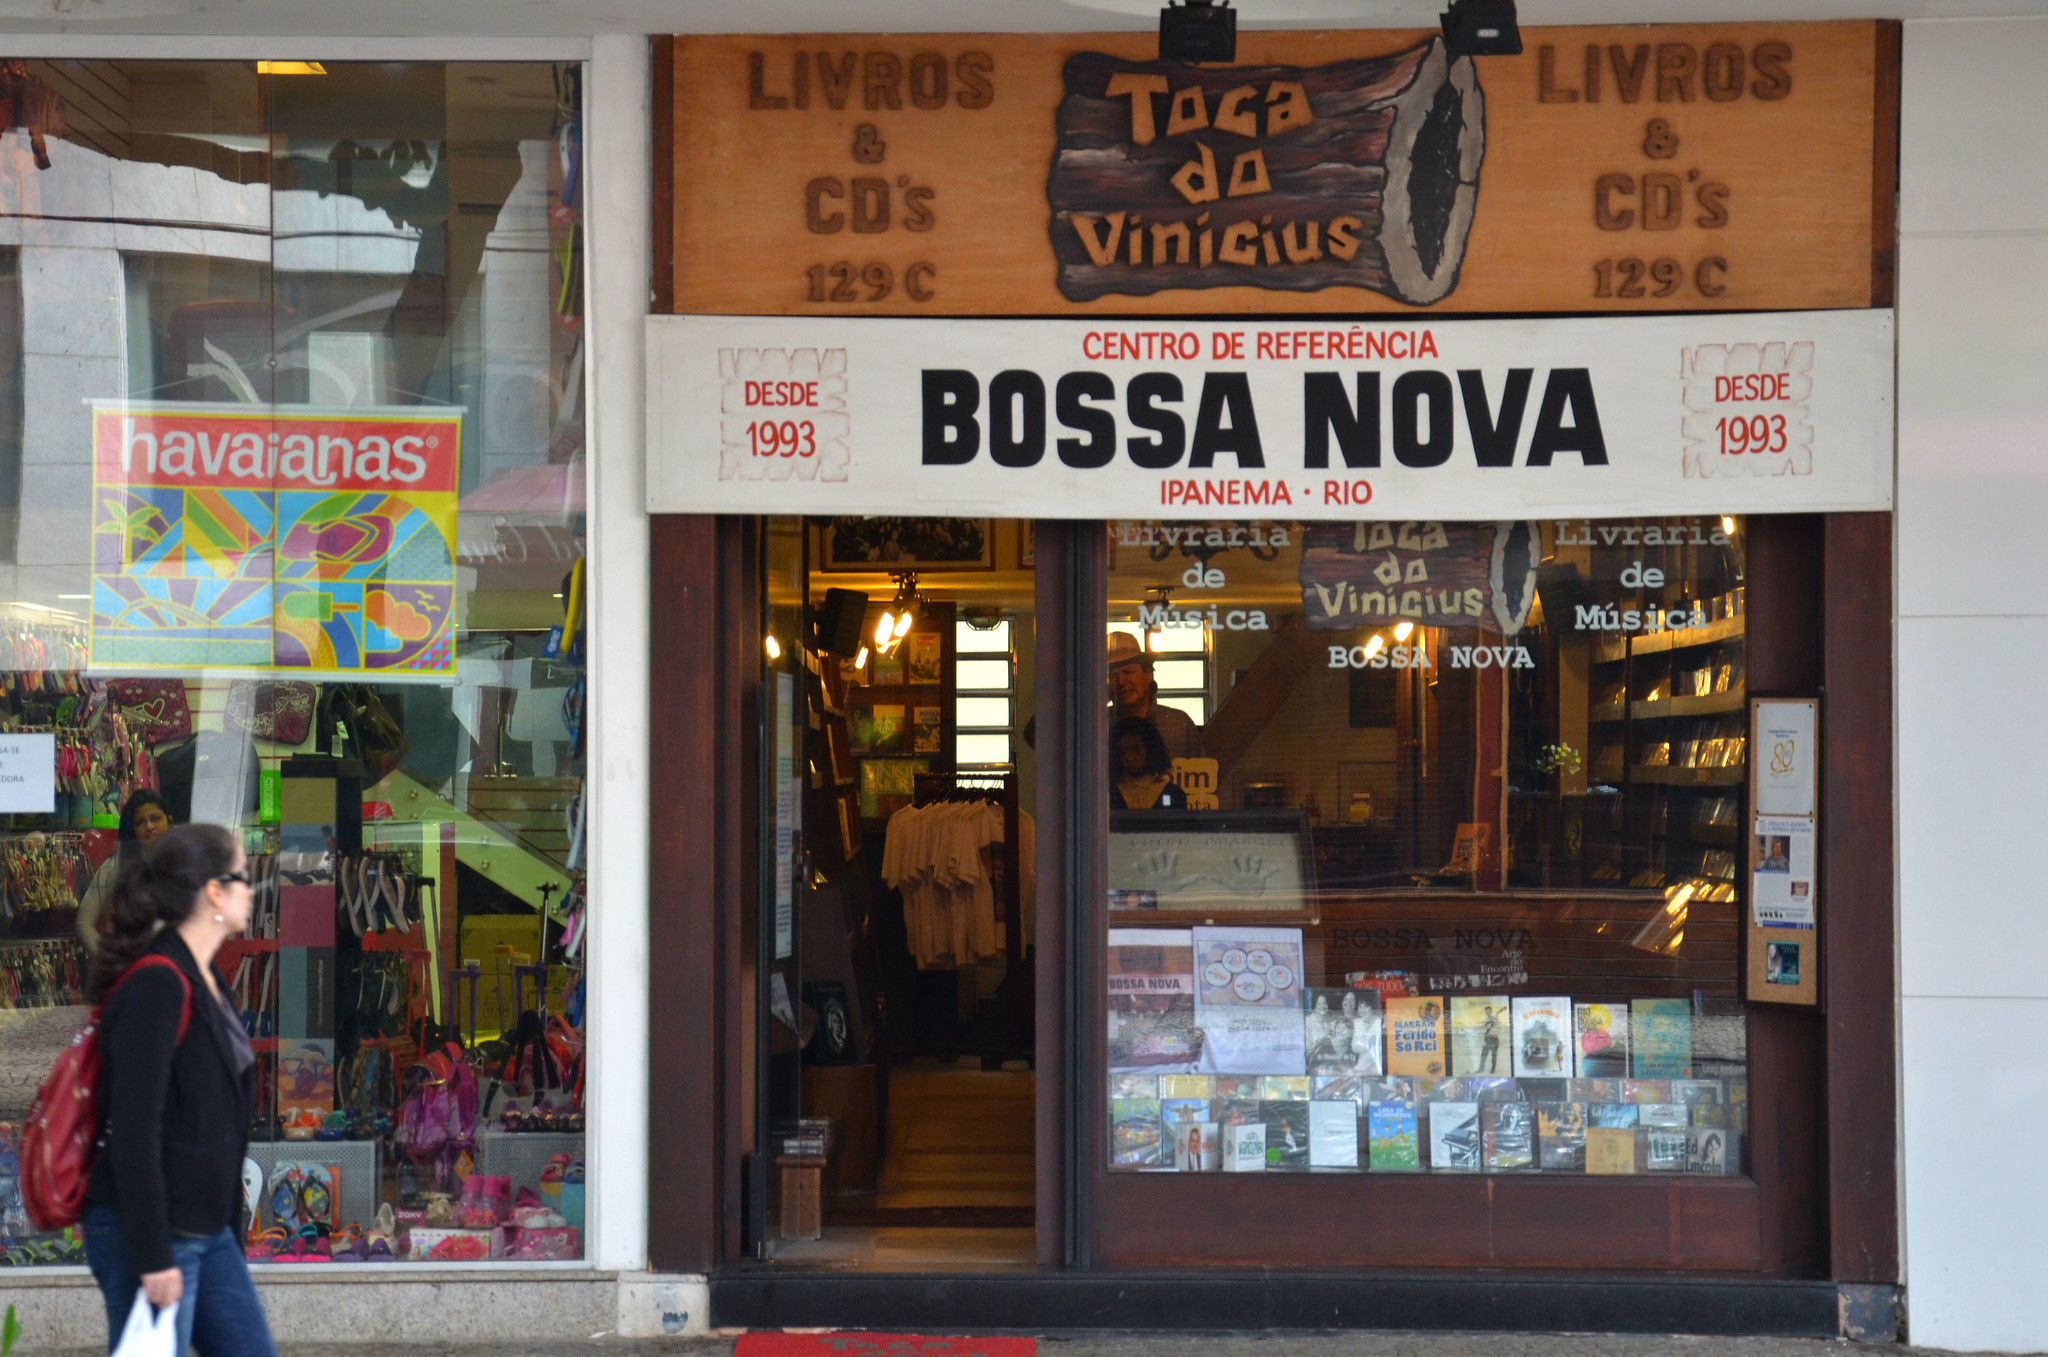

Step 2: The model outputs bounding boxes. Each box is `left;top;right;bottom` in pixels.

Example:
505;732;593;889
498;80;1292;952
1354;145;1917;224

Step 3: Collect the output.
1261;1100;1310;1170
1631;997;1694;1078
1510;996;1571;1077
1449;996;1510;1076
1385;996;1447;1077
1536;1101;1589;1170
1483;1101;1536;1170
1304;987;1384;1076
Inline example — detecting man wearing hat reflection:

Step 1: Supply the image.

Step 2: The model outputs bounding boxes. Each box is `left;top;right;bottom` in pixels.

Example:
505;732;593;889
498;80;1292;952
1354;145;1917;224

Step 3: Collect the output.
1107;631;1203;762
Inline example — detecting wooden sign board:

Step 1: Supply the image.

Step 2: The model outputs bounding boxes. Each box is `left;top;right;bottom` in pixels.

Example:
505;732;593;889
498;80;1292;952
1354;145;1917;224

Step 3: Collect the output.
1747;696;1820;1006
660;23;1890;317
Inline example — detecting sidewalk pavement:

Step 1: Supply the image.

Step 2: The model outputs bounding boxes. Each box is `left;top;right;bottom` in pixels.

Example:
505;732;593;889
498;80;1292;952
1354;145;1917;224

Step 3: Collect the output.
32;1336;2031;1357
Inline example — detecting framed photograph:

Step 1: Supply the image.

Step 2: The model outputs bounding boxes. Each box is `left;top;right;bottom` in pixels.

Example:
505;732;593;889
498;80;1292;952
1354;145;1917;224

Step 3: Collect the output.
912;706;943;754
1107;809;1317;915
822;517;993;572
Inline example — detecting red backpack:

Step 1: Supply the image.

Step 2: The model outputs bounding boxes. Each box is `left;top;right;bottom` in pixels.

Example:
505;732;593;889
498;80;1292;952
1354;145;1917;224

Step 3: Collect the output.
21;955;192;1231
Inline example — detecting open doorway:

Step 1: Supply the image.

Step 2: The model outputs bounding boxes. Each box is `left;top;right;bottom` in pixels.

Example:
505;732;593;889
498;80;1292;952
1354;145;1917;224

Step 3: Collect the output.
759;517;1038;1270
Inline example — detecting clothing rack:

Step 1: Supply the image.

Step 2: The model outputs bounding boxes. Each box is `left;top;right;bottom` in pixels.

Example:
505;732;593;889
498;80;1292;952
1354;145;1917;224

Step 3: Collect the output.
0;935;90;1007
913;771;1022;965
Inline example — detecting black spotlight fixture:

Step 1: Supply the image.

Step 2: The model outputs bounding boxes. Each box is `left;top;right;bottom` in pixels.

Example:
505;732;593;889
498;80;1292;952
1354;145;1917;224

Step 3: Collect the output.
1440;0;1521;56
1160;0;1235;64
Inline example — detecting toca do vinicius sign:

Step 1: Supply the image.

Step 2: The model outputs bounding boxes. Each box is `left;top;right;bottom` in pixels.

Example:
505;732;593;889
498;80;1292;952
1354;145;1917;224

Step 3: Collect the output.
661;23;1891;316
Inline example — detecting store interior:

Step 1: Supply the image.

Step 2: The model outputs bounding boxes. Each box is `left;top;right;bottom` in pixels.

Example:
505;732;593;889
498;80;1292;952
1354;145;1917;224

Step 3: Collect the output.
763;517;1038;1270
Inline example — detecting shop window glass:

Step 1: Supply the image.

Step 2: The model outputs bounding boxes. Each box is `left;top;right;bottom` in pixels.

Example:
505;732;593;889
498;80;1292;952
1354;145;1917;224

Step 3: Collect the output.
1104;518;1748;1179
0;60;589;1266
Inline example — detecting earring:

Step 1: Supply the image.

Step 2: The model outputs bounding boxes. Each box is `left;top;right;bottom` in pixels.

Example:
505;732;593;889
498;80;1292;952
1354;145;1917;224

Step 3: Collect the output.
214;913;226;925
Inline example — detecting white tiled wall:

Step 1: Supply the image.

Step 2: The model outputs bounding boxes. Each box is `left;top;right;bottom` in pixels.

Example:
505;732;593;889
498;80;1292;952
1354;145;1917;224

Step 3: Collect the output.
1898;17;2048;1353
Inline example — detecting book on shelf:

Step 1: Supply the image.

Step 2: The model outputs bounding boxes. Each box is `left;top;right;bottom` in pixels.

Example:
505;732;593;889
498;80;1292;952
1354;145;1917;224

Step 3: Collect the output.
1691;1103;1744;1131
1622;1078;1670;1104
1260;1075;1310;1101
1171;1120;1222;1171
1346;970;1417;1000
1683;1126;1736;1175
1536;1101;1589;1170
1214;1075;1262;1101
1570;1077;1622;1104
1111;1099;1163;1166
1215;1098;1261;1129
1449;996;1512;1077
1308;1099;1360;1169
1159;1074;1214;1100
1223;1121;1266;1172
1585;1126;1639;1175
1110;1073;1159;1099
1644;1126;1689;1173
1572;1002;1631;1078
1304;987;1384;1077
1630;998;1694;1078
1483;1101;1535;1171
1511;996;1572;1077
1670;1078;1724;1106
1518;1077;1569;1104
1107;929;1202;1072
1590;1103;1640;1128
1428;1101;1482;1172
1357;1076;1410;1107
1385;996;1448;1077
1312;1075;1366;1106
1367;1099;1421;1171
1639;1103;1689;1128
1161;1097;1212;1125
1466;1076;1520;1103
1260;1101;1310;1170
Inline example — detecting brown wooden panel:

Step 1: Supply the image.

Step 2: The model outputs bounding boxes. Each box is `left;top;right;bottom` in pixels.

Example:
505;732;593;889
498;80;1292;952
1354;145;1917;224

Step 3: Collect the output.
665;25;1881;317
1821;512;1897;1283
648;514;726;1272
652;35;676;317
1092;1173;1765;1270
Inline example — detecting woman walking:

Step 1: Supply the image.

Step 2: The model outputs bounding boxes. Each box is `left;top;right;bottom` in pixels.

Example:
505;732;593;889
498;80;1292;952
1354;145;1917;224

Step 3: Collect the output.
82;823;274;1357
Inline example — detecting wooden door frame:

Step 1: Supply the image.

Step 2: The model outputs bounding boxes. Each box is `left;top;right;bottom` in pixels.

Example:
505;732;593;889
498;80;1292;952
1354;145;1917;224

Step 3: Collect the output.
645;513;1894;1281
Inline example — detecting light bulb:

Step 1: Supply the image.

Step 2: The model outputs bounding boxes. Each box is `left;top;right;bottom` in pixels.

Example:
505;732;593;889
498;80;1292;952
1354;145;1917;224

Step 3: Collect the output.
894;611;914;639
1363;634;1386;660
1721;515;1737;535
763;635;781;660
875;613;895;647
855;646;869;670
1393;620;1414;642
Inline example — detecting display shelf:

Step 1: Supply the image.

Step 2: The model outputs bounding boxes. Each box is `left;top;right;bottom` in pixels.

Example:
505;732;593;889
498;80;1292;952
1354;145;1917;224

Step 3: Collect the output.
247;1139;379;1232
1627;615;1746;656
1629;691;1747;719
1628;766;1745;786
1591;702;1626;722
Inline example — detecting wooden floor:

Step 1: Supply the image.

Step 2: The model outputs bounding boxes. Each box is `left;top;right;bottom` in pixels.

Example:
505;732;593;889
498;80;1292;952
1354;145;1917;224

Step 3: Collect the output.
772;1062;1037;1270
874;1063;1035;1211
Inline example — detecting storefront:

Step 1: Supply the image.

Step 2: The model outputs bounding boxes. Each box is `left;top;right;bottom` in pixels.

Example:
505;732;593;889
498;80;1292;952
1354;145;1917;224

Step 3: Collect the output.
639;21;1903;1337
1;10;2046;1353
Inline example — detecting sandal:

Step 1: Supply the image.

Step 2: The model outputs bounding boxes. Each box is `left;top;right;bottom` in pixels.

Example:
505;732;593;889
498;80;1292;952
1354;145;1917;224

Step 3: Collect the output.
279;1224;331;1262
246;1224;290;1262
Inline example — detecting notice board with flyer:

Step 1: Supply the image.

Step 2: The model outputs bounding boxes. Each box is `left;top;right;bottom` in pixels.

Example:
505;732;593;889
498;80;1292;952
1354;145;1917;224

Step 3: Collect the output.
1748;696;1819;1005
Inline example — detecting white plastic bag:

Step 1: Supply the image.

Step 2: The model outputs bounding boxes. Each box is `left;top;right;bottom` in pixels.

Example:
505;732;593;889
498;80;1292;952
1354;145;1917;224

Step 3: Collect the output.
112;1291;178;1357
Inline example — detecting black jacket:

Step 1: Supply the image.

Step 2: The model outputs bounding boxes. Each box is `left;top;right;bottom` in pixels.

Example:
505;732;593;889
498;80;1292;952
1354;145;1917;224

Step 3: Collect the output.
85;932;254;1273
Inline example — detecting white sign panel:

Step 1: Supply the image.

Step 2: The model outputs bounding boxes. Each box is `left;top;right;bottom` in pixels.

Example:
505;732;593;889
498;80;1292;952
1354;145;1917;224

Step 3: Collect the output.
1754;698;1819;817
0;733;55;813
647;310;1894;520
1752;815;1817;930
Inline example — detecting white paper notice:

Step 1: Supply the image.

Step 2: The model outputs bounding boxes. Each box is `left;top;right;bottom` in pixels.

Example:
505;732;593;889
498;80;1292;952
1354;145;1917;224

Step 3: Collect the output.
1752;815;1816;929
1191;925;1307;1074
0;733;54;813
1754;700;1817;816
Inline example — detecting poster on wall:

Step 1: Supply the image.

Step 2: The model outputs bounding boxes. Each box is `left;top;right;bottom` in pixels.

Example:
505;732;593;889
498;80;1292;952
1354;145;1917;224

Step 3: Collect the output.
88;403;462;680
1190;924;1308;1074
647;309;1895;520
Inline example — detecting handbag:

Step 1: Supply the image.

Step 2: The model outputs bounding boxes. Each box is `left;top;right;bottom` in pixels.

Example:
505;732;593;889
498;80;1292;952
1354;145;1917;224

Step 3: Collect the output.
21;956;191;1231
315;685;410;780
102;679;193;746
224;680;317;746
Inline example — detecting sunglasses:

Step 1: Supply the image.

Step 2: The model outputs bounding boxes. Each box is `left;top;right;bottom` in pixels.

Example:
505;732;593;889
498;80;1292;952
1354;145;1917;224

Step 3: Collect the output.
216;870;252;887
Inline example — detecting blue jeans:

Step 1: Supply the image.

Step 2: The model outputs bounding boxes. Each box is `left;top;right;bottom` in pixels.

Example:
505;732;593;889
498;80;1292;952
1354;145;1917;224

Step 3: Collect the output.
82;1205;276;1357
